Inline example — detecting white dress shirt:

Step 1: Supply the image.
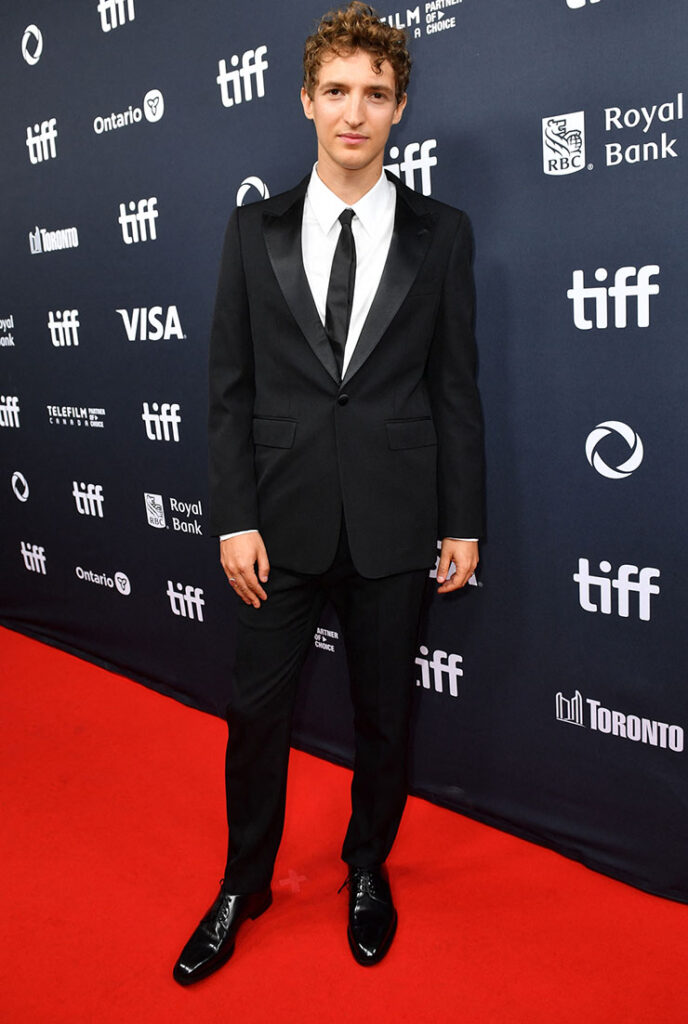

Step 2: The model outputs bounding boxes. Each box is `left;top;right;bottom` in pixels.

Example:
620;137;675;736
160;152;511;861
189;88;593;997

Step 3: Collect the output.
220;165;475;544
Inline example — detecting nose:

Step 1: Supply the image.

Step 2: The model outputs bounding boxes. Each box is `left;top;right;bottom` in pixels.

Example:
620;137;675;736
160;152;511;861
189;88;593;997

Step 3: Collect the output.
343;92;365;128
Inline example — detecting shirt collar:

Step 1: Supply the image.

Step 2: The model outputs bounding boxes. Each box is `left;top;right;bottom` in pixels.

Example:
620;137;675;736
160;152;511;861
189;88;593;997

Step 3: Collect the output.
306;163;395;238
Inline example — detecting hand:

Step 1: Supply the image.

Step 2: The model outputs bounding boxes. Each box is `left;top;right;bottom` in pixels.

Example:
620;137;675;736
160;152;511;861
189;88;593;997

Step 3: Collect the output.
436;539;478;594
220;532;270;608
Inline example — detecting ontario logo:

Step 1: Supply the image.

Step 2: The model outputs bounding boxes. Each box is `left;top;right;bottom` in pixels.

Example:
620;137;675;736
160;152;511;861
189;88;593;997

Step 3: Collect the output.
542;111;586;175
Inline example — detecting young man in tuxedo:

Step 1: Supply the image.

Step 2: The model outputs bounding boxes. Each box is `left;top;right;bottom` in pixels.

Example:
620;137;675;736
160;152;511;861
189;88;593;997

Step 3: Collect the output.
173;1;485;984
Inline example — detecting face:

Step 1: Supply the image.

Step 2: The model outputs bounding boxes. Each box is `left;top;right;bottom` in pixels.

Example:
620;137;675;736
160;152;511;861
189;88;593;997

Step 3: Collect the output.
301;48;406;178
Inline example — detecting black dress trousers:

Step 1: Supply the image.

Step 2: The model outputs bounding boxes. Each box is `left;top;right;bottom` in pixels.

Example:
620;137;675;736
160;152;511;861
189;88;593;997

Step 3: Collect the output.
222;521;427;893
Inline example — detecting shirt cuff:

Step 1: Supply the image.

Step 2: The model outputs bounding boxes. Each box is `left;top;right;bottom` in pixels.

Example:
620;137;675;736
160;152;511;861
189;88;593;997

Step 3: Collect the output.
219;529;258;541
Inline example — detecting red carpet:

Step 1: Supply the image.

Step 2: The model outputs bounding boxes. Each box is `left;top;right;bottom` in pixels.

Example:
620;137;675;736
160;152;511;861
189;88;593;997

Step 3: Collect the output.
2;624;687;1023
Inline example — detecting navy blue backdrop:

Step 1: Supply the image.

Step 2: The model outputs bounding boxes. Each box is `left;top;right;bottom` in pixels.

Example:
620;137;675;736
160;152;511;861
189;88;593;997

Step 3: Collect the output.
2;0;687;903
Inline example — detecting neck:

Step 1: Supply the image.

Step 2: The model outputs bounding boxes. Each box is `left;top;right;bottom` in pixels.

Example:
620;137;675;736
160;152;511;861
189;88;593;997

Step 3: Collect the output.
315;152;383;205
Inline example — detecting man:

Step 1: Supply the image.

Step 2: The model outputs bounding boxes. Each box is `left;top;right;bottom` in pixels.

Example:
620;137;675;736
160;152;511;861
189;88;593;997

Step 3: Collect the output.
173;0;484;984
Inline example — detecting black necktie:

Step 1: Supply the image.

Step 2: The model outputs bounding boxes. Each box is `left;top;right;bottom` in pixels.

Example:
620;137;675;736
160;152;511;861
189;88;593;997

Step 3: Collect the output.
325;208;356;379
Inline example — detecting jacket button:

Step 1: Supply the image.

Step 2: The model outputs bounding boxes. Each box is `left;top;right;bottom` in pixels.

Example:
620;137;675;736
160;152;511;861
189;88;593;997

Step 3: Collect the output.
337;393;349;406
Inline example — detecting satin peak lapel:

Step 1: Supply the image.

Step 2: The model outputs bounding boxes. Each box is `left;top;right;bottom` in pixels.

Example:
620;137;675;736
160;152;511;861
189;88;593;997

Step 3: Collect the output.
263;197;339;384
342;195;433;385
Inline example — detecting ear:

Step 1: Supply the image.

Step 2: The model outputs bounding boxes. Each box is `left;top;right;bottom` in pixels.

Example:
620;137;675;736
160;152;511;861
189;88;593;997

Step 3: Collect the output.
301;87;314;120
392;92;407;125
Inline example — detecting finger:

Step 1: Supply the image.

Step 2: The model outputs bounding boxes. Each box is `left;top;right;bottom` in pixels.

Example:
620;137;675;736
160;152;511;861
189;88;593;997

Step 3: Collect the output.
436;551;452;584
231;573;261;608
256;544;270;585
239;565;267;604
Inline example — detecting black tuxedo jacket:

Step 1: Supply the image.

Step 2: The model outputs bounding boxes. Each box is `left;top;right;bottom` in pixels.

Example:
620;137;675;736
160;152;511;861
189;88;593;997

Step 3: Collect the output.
208;171;485;578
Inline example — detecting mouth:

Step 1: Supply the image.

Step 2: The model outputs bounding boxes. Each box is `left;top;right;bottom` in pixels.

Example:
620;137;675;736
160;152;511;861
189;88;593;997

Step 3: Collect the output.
338;133;368;143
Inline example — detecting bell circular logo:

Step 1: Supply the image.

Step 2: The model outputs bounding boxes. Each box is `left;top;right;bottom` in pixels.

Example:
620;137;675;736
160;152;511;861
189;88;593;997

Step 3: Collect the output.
12;470;29;502
236;176;270;207
143;89;164;123
585;421;644;479
114;571;131;595
22;24;43;65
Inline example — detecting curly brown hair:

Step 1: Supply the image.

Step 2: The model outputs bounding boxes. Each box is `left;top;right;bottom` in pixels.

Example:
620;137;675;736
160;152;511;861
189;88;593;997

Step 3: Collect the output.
303;2;411;104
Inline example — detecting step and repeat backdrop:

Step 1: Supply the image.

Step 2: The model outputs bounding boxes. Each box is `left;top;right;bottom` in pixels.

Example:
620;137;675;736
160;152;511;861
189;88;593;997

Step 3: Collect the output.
2;0;687;902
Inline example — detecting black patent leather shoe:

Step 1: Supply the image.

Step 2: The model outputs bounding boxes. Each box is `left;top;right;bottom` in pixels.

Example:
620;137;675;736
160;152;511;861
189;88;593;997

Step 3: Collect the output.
173;882;272;986
344;866;397;966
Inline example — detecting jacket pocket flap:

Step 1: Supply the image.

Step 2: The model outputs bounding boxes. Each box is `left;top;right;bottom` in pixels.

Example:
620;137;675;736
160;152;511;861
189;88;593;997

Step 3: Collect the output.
386;418;437;450
252;417;296;449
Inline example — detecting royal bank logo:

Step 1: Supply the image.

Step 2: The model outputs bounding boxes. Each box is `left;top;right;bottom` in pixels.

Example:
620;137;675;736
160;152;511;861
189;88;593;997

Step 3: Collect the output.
143;492;202;534
236;176;270;206
22;24;43;65
566;0;601;7
415;645;463;697
98;0;135;32
167;581;205;622
1;315;15;348
217;45;269;108
48;310;80;347
118;197;158;244
47;404;105;428
586;421;644;480
542;111;585;175
29;224;79;254
0;395;21;428
142;402;181;442
93;88;164;134
605;92;682;167
116;306;184;341
12;471;29;502
573;558;660;621
556;690;683;752
385;139;437;196
73;481;104;517
26;118;57;163
567;265;660;329
21;542;46;574
76;565;131;594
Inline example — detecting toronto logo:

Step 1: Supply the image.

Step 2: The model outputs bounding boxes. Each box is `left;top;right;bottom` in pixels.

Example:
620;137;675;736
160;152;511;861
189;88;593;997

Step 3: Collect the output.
542;111;586;175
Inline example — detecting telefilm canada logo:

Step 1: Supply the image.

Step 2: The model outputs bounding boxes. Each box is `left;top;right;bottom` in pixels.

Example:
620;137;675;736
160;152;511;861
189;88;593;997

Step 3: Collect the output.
217;46;269;108
116;306;184;341
1;315;15;348
313;625;339;653
76;565;131;594
384;139;437;196
29;224;79;254
144;492;202;534
26;118;57;164
93;88;164;135
47;404;105;428
380;1;466;39
585;422;644;480
556;690;683;753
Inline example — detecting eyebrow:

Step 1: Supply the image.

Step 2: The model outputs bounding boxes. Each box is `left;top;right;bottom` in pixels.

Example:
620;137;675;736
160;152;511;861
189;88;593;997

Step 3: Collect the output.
319;79;394;96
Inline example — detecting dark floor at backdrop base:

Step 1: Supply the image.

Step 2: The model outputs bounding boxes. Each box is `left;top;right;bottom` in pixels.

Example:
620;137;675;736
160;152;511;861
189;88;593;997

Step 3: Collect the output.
2;625;687;1024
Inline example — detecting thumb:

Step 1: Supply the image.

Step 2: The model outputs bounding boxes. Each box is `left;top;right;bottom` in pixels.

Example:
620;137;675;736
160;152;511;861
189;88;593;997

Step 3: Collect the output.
436;547;452;583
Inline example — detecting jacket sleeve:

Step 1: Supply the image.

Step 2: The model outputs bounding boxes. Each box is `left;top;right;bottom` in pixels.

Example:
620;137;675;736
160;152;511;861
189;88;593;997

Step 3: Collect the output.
208;209;259;537
427;211;486;539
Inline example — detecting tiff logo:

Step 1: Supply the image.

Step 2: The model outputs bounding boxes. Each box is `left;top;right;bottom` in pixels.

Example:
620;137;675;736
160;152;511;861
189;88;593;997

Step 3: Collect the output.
573;558;660;622
415;645;463;698
142;402;181;442
167;581;205;622
98;0;135;32
0;395;20;428
21;541;47;574
26;118;57;163
118;197;158;244
567;265;660;329
217;46;269;108
556;689;585;726
73;481;104;517
385;139;437;196
48;310;80;347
